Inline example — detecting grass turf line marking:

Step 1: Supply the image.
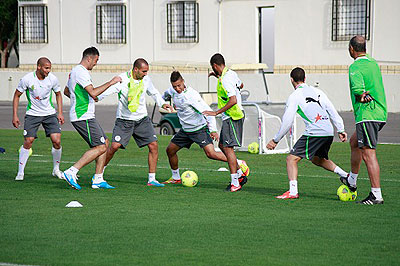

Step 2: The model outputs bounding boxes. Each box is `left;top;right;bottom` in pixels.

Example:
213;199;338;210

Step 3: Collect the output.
0;263;39;266
2;158;400;184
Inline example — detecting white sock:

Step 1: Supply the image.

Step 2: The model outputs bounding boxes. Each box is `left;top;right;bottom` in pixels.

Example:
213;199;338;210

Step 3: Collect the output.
148;173;156;183
289;180;298;195
18;146;30;175
171;169;180;180
231;173;239;187
334;166;347;178
236;159;243;176
371;187;383;200
94;173;104;183
51;147;62;171
67;166;79;176
103;165;107;175
348;172;358;186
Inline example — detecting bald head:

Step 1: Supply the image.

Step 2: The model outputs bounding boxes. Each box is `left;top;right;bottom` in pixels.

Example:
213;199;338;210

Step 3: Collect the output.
133;58;149;69
349;35;366;53
37;57;51;66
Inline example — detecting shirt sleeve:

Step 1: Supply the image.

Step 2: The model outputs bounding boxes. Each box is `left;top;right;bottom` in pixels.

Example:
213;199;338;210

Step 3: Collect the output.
222;73;238;98
187;90;218;132
349;68;365;96
97;82;122;101
76;69;92;89
273;93;298;143
52;75;61;93
145;77;166;107
16;76;28;93
321;91;345;133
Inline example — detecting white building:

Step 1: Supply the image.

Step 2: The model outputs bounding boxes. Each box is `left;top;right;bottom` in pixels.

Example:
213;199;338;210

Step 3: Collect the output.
3;0;399;111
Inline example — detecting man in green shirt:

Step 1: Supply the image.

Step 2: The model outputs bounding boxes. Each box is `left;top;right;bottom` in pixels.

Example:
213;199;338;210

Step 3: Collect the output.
341;35;387;205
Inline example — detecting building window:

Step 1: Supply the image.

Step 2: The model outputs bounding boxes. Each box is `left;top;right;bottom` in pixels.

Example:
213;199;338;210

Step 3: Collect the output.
96;4;126;44
332;0;371;41
19;5;48;43
167;1;199;43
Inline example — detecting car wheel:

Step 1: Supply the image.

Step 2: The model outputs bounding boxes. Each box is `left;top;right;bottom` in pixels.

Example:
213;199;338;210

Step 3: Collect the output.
160;122;175;135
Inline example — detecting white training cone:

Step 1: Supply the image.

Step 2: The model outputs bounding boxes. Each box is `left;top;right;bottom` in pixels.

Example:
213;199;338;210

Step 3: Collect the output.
65;201;83;208
217;167;229;172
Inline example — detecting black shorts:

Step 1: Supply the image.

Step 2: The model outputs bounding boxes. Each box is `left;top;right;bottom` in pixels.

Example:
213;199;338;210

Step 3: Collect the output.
171;127;213;149
111;117;157;149
219;117;244;147
290;135;333;160
356;121;385;149
72;118;107;148
23;114;61;138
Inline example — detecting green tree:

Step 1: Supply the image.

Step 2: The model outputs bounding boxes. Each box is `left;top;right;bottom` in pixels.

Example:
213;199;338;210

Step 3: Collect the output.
0;0;18;68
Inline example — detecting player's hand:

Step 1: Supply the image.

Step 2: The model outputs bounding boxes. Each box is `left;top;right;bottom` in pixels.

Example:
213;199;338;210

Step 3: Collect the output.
203;110;217;116
12;116;20;128
58;113;65;125
210;132;219;142
266;139;277;150
338;131;347;142
110;76;122;85
162;103;174;112
360;91;373;103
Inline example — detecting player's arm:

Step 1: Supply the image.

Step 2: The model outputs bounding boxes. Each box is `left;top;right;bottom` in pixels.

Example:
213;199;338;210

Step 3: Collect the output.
12;90;23;128
322;93;347;142
146;80;173;112
190;93;218;136
267;96;297;150
97;82;122;101
349;70;372;103
84;76;122;99
64;86;70;98
203;95;237;117
54;91;65;125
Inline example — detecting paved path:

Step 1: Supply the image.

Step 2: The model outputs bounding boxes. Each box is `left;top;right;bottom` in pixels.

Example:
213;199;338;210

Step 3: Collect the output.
1;101;398;143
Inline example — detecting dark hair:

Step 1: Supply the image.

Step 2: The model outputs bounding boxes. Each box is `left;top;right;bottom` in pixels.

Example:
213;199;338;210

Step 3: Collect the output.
170;71;183;83
210;53;225;66
37;57;51;66
290;67;306;82
82;47;100;58
133;58;149;69
349;35;366;52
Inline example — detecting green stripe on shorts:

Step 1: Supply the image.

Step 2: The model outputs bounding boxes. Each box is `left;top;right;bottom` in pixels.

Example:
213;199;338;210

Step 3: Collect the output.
362;123;372;148
229;119;241;147
86;120;92;145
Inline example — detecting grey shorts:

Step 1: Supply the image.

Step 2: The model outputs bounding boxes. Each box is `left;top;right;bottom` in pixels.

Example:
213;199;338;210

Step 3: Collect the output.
72;118;107;148
356;121;385;149
23;114;61;138
171;127;213;149
290;135;333;160
112;117;157;149
219;117;244;147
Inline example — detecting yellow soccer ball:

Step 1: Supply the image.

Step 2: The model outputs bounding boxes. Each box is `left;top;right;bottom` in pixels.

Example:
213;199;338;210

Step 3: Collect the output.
337;184;357;201
181;171;198;187
248;142;259;154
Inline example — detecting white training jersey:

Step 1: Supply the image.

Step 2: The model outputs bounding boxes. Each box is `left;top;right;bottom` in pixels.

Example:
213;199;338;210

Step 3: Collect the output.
164;86;217;132
97;72;165;121
221;69;244;121
17;71;60;116
66;65;95;122
273;83;345;142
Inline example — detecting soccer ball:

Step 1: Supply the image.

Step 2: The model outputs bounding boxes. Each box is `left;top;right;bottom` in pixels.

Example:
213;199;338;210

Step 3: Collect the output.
19;146;33;156
248;142;259;154
181;171;198;187
337;184;357;201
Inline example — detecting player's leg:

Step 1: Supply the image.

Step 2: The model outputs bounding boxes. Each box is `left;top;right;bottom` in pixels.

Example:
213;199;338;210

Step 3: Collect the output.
105;141;123;166
132;117;164;187
163;142;182;184
42;114;63;179
16;115;41;180
203;144;227;162
346;131;362;189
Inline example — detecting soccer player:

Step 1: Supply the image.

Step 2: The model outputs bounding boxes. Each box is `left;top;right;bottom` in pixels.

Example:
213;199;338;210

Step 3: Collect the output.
162;71;249;184
203;53;249;192
97;58;172;187
266;67;348;199
12;57;64;181
62;47;122;190
341;35;387;205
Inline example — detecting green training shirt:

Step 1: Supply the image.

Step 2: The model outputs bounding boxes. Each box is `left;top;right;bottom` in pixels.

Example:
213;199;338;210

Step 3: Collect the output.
349;54;387;123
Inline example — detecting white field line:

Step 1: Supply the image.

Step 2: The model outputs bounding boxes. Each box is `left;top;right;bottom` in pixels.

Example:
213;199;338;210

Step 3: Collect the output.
2;158;400;184
0;263;39;266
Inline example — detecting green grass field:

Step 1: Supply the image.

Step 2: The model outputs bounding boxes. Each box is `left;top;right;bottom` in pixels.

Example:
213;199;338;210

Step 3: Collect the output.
1;129;399;265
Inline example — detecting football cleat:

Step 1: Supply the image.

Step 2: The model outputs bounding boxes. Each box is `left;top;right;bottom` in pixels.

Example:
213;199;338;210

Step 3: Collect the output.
15;173;24;181
52;169;64;180
276;190;299;199
238;160;250;177
63;172;81;190
356;192;384;205
239;176;248;187
340;174;357;192
147;180;165;187
162;177;182;184
225;184;242;192
92;176;115;189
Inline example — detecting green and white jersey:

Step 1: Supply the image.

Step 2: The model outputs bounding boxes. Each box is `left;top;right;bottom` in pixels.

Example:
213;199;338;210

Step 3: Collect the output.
17;71;60;116
273;83;345;143
219;69;244;121
67;65;95;122
349;54;387;124
164;86;217;132
97;72;165;121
